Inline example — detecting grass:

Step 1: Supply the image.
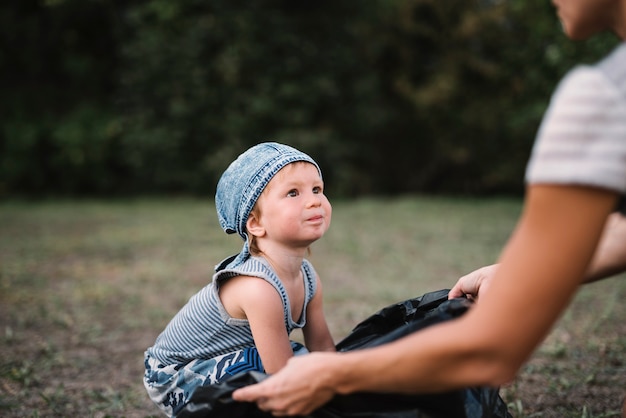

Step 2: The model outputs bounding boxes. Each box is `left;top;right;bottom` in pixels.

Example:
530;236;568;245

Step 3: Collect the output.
0;196;624;417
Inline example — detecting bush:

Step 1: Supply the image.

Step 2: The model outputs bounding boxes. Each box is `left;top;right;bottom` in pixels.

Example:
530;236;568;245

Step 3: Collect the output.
0;0;618;197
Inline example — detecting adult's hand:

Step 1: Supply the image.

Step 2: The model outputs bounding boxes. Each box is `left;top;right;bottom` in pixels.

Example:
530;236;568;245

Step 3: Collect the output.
232;352;338;416
448;264;498;300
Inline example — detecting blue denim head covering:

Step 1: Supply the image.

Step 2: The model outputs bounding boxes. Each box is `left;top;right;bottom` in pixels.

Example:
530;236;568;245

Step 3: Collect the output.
214;142;321;270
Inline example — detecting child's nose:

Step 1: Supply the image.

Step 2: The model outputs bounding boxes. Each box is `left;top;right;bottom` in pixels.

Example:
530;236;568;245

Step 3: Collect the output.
307;193;322;207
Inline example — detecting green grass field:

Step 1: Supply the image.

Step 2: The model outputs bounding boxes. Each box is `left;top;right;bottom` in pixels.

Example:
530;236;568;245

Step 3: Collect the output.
0;197;624;417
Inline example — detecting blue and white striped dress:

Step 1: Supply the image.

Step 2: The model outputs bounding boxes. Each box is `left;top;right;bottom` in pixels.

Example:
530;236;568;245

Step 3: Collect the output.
144;256;317;417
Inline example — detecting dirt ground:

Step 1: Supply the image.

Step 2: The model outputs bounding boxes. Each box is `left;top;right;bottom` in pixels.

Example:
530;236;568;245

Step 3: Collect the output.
1;294;624;418
501;327;626;417
1;199;624;417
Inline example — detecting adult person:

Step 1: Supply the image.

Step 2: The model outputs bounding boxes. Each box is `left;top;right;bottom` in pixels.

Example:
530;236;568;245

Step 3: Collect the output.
232;0;626;416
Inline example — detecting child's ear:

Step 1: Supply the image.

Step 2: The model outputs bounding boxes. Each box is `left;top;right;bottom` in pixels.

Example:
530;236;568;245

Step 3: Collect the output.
246;213;266;238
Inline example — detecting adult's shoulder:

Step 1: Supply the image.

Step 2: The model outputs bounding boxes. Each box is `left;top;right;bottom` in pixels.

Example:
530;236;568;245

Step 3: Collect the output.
525;44;626;194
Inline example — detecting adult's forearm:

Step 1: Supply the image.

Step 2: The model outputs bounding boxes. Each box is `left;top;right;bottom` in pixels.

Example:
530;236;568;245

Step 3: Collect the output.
329;314;519;396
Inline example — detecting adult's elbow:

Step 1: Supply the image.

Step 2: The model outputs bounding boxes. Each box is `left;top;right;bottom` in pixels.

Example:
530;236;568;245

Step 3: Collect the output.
458;330;530;388
469;345;529;388
482;356;524;387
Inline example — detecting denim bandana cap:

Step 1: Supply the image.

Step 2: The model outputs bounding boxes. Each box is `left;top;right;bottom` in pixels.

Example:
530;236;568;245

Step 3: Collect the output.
215;142;321;270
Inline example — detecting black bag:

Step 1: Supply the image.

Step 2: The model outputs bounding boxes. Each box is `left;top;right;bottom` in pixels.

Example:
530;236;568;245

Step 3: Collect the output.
177;289;512;418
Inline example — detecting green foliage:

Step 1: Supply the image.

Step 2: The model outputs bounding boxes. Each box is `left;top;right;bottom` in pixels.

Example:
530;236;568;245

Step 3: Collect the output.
117;0;382;195
0;0;126;196
0;0;620;197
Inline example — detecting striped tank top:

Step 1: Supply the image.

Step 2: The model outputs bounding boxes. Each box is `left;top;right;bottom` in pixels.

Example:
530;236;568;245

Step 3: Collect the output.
147;256;318;365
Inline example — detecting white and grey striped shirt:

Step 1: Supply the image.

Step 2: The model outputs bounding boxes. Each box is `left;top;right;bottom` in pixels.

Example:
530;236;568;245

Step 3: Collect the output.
526;42;626;193
147;256;317;365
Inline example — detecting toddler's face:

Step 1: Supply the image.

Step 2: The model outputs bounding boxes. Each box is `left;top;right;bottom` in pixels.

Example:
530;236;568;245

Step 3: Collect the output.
254;162;332;248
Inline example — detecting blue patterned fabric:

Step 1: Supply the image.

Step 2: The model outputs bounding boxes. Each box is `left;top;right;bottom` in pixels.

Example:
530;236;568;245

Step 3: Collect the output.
144;342;307;417
222;347;263;378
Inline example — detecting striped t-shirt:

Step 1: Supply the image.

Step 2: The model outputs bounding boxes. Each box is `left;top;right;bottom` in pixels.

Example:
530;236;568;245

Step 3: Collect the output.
147;256;318;365
525;42;626;193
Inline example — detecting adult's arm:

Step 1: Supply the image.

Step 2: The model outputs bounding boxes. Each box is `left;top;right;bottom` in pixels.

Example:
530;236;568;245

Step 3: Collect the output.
585;211;626;282
449;210;626;300
233;185;617;416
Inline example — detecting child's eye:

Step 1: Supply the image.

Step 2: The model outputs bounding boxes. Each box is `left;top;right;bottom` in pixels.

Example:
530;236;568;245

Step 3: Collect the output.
313;186;322;194
287;189;298;197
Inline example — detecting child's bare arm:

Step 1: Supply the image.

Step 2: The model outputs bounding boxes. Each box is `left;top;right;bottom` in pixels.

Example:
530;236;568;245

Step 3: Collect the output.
302;276;335;352
220;275;295;373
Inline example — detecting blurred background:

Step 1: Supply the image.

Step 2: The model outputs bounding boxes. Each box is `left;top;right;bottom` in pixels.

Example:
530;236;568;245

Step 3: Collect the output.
2;2;626;416
1;0;619;200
